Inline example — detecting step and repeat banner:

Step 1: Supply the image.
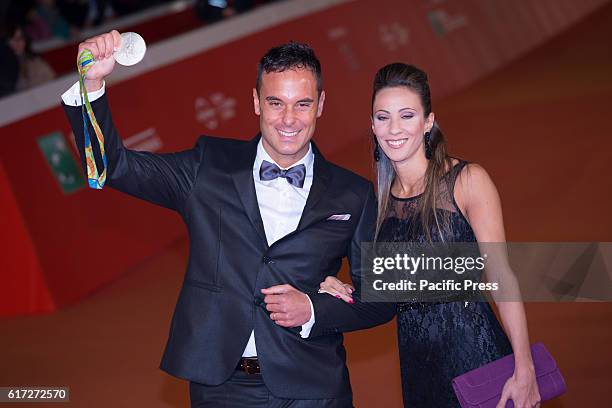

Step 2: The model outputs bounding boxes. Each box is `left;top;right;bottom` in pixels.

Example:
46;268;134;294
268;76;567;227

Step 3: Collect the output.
0;0;607;316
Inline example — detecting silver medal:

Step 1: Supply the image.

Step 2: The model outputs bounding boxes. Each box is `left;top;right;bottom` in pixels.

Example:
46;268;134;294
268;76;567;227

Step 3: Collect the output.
114;32;146;66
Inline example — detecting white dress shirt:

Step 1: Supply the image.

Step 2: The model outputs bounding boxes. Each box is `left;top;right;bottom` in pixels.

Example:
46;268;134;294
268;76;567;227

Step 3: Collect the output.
61;82;316;358
246;140;316;356
62;81;106;106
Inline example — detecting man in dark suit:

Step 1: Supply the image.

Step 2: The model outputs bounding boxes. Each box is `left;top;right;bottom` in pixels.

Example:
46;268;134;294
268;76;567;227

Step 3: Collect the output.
62;30;395;407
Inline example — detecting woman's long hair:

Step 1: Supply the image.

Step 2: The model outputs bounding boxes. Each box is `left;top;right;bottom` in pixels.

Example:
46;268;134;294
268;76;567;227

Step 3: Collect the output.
373;63;453;242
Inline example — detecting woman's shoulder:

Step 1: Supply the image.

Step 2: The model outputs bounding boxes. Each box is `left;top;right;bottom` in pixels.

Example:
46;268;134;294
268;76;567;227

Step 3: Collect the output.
451;159;493;186
452;160;498;211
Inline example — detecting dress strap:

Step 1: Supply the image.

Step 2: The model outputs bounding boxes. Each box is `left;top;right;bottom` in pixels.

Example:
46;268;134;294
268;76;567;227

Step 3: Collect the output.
448;159;470;221
450;159;469;181
448;159;468;190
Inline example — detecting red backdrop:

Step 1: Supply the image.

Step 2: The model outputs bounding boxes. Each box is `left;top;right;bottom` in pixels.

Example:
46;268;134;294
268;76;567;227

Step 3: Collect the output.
0;0;605;316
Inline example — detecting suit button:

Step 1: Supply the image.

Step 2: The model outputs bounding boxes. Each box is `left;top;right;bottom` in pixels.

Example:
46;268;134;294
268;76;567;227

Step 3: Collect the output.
262;256;275;264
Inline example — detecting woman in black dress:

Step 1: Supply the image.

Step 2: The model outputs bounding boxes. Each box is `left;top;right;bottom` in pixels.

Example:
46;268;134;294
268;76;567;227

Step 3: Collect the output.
320;63;541;408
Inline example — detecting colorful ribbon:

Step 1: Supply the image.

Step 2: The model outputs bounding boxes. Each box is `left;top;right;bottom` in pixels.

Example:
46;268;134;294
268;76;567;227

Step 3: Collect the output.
77;49;107;189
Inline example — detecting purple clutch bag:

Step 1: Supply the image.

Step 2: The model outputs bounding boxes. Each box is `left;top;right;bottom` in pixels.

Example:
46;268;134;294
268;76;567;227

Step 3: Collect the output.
452;343;566;408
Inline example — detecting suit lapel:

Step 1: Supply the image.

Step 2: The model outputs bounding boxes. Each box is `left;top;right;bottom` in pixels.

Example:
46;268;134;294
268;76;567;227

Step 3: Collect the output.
230;137;334;245
230;134;268;247
296;142;332;232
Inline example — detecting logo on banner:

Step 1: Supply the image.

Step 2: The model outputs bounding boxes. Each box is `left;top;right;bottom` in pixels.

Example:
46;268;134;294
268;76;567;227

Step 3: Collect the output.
428;9;468;36
195;93;237;130
327;26;360;71
37;131;86;194
379;22;410;51
124;127;163;152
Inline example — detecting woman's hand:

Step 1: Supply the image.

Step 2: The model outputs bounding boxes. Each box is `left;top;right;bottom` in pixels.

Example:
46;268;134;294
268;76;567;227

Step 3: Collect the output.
319;276;354;304
496;366;541;408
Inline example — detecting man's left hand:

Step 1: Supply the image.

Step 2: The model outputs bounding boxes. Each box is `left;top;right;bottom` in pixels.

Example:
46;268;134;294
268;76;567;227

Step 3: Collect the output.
261;284;311;328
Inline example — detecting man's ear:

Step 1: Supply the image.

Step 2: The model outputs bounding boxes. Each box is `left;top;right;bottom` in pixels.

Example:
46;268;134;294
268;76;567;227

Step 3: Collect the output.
316;90;326;118
253;88;261;116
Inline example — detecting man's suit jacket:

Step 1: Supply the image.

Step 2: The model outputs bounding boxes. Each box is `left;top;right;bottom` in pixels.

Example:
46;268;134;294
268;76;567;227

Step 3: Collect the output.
63;94;395;399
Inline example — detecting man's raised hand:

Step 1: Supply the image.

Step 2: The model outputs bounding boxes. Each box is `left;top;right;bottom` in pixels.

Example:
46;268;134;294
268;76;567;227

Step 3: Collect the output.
77;30;122;91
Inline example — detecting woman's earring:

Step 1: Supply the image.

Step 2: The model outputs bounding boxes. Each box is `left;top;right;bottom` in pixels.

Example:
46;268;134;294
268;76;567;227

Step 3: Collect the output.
374;141;381;162
424;131;432;160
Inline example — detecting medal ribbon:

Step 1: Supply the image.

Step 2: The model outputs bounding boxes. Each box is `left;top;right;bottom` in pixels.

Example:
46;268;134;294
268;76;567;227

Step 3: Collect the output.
77;49;107;189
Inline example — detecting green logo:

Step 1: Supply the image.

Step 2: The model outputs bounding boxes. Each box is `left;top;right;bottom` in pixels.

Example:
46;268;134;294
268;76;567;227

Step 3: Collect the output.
37;132;86;194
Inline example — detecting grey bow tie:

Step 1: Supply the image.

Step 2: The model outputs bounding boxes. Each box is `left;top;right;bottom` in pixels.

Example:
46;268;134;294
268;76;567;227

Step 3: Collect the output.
259;160;306;188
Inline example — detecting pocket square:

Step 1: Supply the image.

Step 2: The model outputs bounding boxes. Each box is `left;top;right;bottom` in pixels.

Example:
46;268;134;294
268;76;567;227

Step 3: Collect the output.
327;214;351;221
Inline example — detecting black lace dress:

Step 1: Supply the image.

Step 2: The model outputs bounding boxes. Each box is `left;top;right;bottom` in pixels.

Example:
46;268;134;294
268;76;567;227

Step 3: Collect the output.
378;161;513;407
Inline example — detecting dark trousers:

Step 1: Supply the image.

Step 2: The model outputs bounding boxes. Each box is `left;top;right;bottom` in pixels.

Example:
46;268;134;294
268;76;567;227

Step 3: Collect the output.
189;370;353;407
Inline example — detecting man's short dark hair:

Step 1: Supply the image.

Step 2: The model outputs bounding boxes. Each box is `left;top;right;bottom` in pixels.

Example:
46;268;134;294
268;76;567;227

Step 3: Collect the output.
256;41;323;95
